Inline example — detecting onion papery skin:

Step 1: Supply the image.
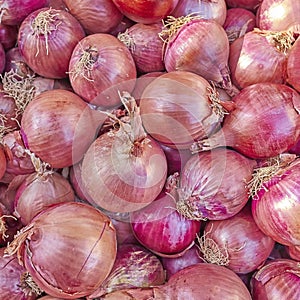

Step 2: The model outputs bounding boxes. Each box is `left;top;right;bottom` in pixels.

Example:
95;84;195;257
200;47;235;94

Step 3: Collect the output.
155;263;252;299
287;36;300;93
257;0;300;32
250;259;300;300
18;8;86;79
226;0;262;11
200;83;300;159
0;0;48;26
0;146;6;181
111;0;179;24
63;0;123;34
68;33;136;109
200;204;275;274
229;30;288;89
287;245;300;261
16;202;117;299
89;243;165;298
130;191;201;256
251;158;300;246
21;89;100;169
178;148;256;221
14;171;75;225
139;71;223;149
223;8;256;43
81;129;167;213
163;19;232;91
118;22;165;74
172;0;227;26
0;248;39;300
0;23;18;50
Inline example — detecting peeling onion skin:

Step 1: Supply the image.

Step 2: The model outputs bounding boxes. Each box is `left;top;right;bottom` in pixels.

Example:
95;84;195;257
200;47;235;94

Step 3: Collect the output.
18;8;86;79
17;202;117;299
250;259;300;300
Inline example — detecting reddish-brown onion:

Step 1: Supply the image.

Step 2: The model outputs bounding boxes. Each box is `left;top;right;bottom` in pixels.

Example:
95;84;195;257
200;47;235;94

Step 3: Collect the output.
177;148;256;221
14;170;75;225
139;71;225;149
172;0;227;26
229;30;290;89
109;16;135;37
0;42;5;73
0;23;18;50
251;156;300;246
250;259;300;299
226;0;262;11
163;18;233;92
4;202;117;299
257;0;300;32
287;35;300;93
223;8;256;43
21;89;102;168
111;0;179;24
194;83;300;159
18;7;86;78
0;146;7;181
68;33;136;108
118;22;165;74
198;204;275;274
63;0;123;34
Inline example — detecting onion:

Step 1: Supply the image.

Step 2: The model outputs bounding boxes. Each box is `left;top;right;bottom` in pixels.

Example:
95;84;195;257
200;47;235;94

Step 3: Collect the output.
109;16;135;37
4;202;117;299
257;0;300;32
177;148;256;221
0;42;5;73
0;148;7;182
0;23;18;50
0;0;48;26
287;245;300;261
88;243;165;298
47;0;68;10
0;248;41;299
226;0;262;11
192;83;300;159
250;259;300;299
117;22;165;74
161;244;203;279
229;29;292;89
18;7;86;79
63;0;123;34
250;155;300;246
68;33;136;109
110;218;137;245
223;8;256;43
21;89;103;169
161;17;234;93
14;163;75;225
81;92;167;213
140;71;227;149
198;204;275;274
111;0;179;24
287;35;300;93
172;0;227;26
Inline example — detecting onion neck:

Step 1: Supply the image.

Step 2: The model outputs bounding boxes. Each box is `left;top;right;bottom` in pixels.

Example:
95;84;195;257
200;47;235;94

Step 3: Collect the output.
20;272;43;297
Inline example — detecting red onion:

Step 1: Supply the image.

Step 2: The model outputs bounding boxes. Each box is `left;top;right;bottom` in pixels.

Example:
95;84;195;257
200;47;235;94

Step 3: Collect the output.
268;242;291;260
110;218;137;245
0;0;48;26
88;243;165;298
251;155;300;246
287;245;300;261
109;16;135;37
0;23;17;50
0;248;41;299
0;146;6;181
250;259;300;299
140;71;227;149
4;202;117;299
161;17;234;93
18;7;86;79
257;0;300;32
130;190;201;256
226;0;262;11
117;22;165;74
63;0;123;34
68;33;136;109
47;0;68;10
177;148;256;221
287;35;300;93
192;83;300;159
223;8;256;43
14;168;75;225
82;92;167;213
0;42;5;73
0;210;22;247
161;244;203;279
111;0;179;24
198;204;275;274
229;29;292;89
172;0;227;26
21;89;103;169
